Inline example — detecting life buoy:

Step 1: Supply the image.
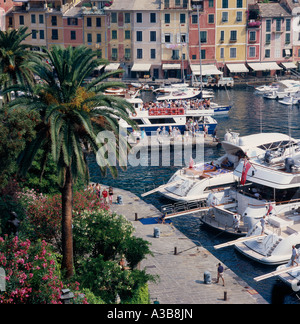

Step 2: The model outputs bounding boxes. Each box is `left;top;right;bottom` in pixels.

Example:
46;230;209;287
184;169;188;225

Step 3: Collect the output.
162;108;168;115
171;108;178;115
178;108;185;115
157;108;163;115
132;112;137;117
149;108;156;116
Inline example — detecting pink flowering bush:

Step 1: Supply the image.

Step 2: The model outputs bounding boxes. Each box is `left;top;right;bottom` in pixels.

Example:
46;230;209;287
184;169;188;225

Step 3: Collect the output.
0;236;88;304
22;189;109;244
16;188;46;207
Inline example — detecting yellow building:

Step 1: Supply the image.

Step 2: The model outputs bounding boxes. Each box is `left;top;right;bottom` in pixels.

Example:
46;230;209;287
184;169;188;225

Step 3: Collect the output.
161;0;190;79
82;1;107;59
215;0;247;67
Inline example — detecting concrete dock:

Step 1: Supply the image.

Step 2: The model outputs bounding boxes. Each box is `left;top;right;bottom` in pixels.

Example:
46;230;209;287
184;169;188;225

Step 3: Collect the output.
108;185;268;304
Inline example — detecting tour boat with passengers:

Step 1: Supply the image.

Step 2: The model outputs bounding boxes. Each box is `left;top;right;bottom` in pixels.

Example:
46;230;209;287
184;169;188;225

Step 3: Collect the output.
145;132;296;204
119;98;218;136
208;134;300;265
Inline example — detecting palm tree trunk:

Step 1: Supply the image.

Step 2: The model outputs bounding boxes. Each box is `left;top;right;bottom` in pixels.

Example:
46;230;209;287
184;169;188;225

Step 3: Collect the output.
61;166;74;278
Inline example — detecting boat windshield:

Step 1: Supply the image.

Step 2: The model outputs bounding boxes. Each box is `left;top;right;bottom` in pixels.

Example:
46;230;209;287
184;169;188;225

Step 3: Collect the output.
258;140;298;151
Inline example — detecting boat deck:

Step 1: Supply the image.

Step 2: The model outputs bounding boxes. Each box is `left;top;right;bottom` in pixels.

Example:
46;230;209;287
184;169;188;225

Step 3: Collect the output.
201;213;247;237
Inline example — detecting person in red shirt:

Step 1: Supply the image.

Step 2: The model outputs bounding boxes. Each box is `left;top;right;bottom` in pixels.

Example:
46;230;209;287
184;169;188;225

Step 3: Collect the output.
102;188;108;205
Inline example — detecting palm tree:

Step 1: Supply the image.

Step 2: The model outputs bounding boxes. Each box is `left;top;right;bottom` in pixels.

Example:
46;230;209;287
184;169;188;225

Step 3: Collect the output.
0;27;44;102
7;45;137;278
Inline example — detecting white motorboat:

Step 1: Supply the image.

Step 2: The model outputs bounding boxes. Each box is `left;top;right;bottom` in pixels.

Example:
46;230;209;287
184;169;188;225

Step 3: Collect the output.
277;255;300;289
229;141;300;265
147;132;296;203
279;91;300;106
255;83;280;94
263;81;300;100
119;98;218;136
154;84;213;101
201;133;300;236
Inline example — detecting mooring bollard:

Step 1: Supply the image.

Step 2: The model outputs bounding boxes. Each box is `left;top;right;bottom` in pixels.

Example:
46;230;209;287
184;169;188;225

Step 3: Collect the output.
204;271;212;284
224;291;228;301
154;227;160;238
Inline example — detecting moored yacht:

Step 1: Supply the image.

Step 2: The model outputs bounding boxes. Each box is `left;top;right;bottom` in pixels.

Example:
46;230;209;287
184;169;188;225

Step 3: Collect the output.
146;132;295;203
154;84;214;101
279;91;300;106
229;141;300;265
277;254;300;288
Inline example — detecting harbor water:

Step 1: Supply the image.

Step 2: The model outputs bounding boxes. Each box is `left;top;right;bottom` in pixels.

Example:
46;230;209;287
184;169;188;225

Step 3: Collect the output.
88;84;300;304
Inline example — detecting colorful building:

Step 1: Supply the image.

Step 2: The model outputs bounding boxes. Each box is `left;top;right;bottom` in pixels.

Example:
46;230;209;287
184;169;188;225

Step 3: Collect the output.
215;0;247;72
3;0;300;80
130;0;162;80
283;0;300;67
63;7;83;49
81;0;106;60
247;2;291;76
160;0;190;79
105;0;134;78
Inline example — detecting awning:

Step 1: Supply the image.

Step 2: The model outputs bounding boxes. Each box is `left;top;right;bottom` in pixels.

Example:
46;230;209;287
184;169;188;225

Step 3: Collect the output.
162;64;181;70
226;63;249;73
95;65;105;71
282;62;297;69
190;64;223;76
248;62;282;71
105;63;121;72
131;63;151;72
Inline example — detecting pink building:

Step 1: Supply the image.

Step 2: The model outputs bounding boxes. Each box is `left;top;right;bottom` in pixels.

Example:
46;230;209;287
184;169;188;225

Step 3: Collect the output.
189;0;216;65
248;2;292;76
63;7;83;48
246;4;261;63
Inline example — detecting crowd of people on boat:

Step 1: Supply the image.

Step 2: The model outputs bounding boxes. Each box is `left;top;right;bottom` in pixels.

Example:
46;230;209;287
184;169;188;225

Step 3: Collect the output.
142;98;211;112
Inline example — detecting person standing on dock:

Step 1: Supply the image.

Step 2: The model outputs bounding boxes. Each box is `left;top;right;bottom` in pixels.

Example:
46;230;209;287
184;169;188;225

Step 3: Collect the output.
109;186;114;206
102;188;108;205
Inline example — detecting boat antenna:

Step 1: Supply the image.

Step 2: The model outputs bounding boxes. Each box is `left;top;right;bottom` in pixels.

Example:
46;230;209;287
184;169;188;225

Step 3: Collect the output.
260;103;263;133
196;4;203;96
288;106;292;156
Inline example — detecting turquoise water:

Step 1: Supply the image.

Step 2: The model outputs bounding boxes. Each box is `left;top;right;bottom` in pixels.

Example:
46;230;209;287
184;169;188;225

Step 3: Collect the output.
88;85;300;304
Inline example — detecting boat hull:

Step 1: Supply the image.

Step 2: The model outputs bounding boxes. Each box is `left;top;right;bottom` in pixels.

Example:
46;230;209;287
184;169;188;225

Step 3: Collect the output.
127;123;217;136
235;242;290;266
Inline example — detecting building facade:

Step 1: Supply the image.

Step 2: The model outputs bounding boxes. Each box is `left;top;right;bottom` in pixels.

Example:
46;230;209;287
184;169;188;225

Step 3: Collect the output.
216;0;247;69
3;0;300;80
161;0;190;79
